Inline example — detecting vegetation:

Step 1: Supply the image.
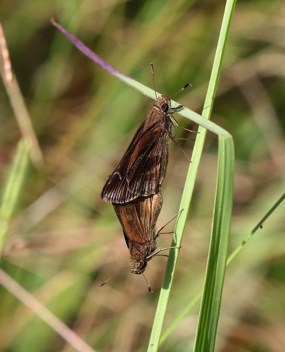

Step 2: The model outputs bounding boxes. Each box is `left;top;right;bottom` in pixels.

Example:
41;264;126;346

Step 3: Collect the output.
0;0;284;351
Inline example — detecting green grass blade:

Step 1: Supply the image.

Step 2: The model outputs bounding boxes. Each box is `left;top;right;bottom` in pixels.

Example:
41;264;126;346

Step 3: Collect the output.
0;139;30;251
193;137;234;351
193;0;237;347
160;192;285;343
226;192;285;265
148;0;236;350
202;0;237;118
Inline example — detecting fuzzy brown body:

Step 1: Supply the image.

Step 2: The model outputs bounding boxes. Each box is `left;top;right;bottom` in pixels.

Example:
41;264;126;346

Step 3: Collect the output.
101;95;177;204
113;193;163;274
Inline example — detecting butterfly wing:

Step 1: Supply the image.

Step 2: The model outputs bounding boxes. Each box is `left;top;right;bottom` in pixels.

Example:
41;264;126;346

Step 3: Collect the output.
113;201;147;247
101;121;169;203
113;193;162;256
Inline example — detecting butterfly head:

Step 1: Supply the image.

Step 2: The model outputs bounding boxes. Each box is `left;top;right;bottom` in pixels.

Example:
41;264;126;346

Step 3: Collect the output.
153;95;171;113
129;260;148;275
154;95;183;115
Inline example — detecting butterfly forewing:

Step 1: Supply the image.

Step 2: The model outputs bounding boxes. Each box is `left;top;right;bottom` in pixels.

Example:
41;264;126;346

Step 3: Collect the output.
101;96;173;203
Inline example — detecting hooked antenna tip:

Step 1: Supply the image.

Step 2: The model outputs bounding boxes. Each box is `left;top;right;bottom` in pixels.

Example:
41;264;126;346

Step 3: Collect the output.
183;83;192;89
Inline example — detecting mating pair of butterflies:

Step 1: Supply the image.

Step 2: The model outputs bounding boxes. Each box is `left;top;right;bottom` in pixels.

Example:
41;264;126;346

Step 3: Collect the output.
100;94;188;285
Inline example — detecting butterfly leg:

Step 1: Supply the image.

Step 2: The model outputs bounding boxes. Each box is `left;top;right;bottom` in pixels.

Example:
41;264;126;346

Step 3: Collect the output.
146;246;181;261
155;209;184;238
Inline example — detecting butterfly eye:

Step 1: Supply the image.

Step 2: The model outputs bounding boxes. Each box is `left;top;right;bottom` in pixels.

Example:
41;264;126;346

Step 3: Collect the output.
161;103;169;112
140;261;147;270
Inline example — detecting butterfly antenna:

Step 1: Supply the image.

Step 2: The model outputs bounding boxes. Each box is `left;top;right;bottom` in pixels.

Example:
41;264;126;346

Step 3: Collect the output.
142;273;153;293
150;63;157;99
170;83;191;99
99;266;129;287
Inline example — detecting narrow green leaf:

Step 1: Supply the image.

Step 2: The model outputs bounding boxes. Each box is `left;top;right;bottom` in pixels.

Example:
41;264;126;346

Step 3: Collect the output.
0;139;30;251
161;193;285;343
148;0;237;350
194;137;234;351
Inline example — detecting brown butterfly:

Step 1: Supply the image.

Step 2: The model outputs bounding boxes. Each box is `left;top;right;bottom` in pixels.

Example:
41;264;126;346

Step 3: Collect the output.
101;94;185;204
113;193;163;275
100;192;180;288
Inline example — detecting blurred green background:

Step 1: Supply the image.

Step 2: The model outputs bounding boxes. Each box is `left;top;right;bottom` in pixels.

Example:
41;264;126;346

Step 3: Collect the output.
0;0;285;351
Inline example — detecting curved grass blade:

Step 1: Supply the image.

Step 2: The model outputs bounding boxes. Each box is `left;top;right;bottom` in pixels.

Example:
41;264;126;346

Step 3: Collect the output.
51;18;227;136
51;14;235;352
